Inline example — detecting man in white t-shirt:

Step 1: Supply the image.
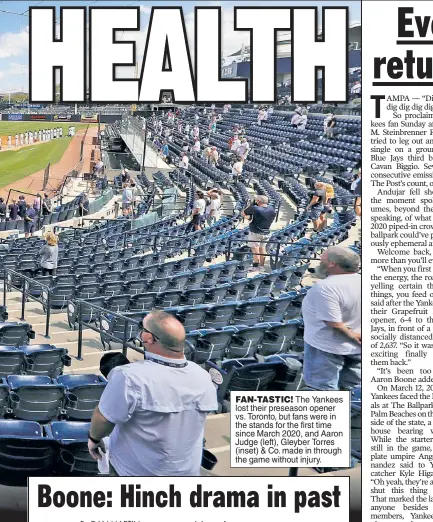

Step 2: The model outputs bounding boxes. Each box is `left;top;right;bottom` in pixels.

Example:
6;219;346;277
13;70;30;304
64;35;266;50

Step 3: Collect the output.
301;246;361;391
192;138;201;157
206;189;221;226
231;157;243;182
190;191;206;231
230;134;241;152
179;152;189;175
237;138;250;159
209;146;218;167
257;109;265;126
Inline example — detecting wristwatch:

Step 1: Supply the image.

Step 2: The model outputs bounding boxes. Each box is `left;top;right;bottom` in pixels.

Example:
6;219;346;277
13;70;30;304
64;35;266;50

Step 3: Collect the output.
88;432;101;444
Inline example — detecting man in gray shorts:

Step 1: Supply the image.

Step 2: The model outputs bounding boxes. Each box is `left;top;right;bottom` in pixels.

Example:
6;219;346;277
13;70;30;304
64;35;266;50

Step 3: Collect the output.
242;195;276;271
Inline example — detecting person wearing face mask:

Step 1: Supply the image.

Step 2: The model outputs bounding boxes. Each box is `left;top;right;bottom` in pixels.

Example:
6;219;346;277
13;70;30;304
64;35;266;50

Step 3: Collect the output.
301;247;361;391
87;311;217;476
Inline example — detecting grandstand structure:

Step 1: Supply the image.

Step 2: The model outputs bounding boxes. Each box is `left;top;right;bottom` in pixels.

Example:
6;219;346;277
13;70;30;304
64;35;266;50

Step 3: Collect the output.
0;103;361;513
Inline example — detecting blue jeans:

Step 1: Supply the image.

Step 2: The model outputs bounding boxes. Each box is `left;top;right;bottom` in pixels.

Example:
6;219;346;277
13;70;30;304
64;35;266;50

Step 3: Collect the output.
303;343;361;391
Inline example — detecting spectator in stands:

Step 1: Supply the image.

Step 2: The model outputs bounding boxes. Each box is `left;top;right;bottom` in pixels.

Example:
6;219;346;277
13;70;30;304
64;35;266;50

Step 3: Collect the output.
351;168;362;217
122;183;134;217
39;231;59;276
306;182;326;232
208;146;218;168
131;181;144;203
121;168;130;185
0;198;6;221
24;204;37;238
206;190;222;226
192;138;201;158
231;157;243;183
17;195;27;220
87;310;217;476
8;199;18;221
318;183;335;231
257;108;265;126
189;191;206;231
179;152;189;176
42;194;52;216
298;109;308;131
237;138;250;160
242;195;276;272
267;106;274;120
33;194;42;212
301;247;361;391
182;139;189;153
161;141;169;160
291;107;303;128
79;193;89;218
230;134;241;153
94;159;104;176
325;113;336;138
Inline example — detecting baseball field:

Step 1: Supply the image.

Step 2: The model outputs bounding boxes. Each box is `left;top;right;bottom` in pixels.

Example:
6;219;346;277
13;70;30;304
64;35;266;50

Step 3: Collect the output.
0;122;93;189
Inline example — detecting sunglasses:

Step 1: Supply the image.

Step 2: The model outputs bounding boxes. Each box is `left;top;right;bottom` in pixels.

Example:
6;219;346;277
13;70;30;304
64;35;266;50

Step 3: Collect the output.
139;326;160;342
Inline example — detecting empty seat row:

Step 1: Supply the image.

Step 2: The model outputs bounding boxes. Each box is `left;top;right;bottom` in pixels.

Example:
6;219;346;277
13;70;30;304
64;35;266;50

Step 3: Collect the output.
0;374;105;422
186;320;303;364
98;289;308;349
0;344;70;377
0;420;100;484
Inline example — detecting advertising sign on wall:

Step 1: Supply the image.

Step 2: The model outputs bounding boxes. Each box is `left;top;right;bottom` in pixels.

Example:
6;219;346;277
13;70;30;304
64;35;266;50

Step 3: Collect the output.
53;114;72;121
8;114;23;121
29;114;46;120
80;113;98;123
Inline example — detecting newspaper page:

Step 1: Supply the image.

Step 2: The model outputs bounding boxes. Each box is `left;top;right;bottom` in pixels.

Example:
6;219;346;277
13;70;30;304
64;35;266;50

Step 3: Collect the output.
0;2;361;522
364;1;433;521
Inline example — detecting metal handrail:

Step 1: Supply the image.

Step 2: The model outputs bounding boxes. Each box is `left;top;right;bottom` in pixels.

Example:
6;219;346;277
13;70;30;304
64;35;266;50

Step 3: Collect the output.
74;300;144;361
3;268;52;338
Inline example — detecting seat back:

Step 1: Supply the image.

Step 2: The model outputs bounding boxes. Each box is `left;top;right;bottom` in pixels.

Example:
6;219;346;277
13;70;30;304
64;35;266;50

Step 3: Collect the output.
194;330;232;364
0;347;25;377
0;323;33;346
260;321;300;355
0;420;58;485
22;345;69;378
227;325;268;359
57;375;107;421
47;421;100;475
9;384;65;422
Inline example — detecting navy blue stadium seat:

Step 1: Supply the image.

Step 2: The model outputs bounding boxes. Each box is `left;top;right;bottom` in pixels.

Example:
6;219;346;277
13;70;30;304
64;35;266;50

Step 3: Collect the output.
45;421;100;475
0;420;58;485
6;375;65;422
22;344;71;378
57;374;107;421
0;346;25;377
0;322;35;346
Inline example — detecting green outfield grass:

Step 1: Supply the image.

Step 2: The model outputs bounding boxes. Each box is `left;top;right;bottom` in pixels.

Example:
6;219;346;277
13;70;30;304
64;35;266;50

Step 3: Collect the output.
0;138;73;189
0;121;90;136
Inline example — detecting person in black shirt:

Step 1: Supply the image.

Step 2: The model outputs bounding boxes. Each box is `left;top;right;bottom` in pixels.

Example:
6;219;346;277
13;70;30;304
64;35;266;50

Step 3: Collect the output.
42;194;52;216
79;194;89;218
8;200;19;221
242;195;276;272
17;195;27;220
0;198;6;221
307;182;327;232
